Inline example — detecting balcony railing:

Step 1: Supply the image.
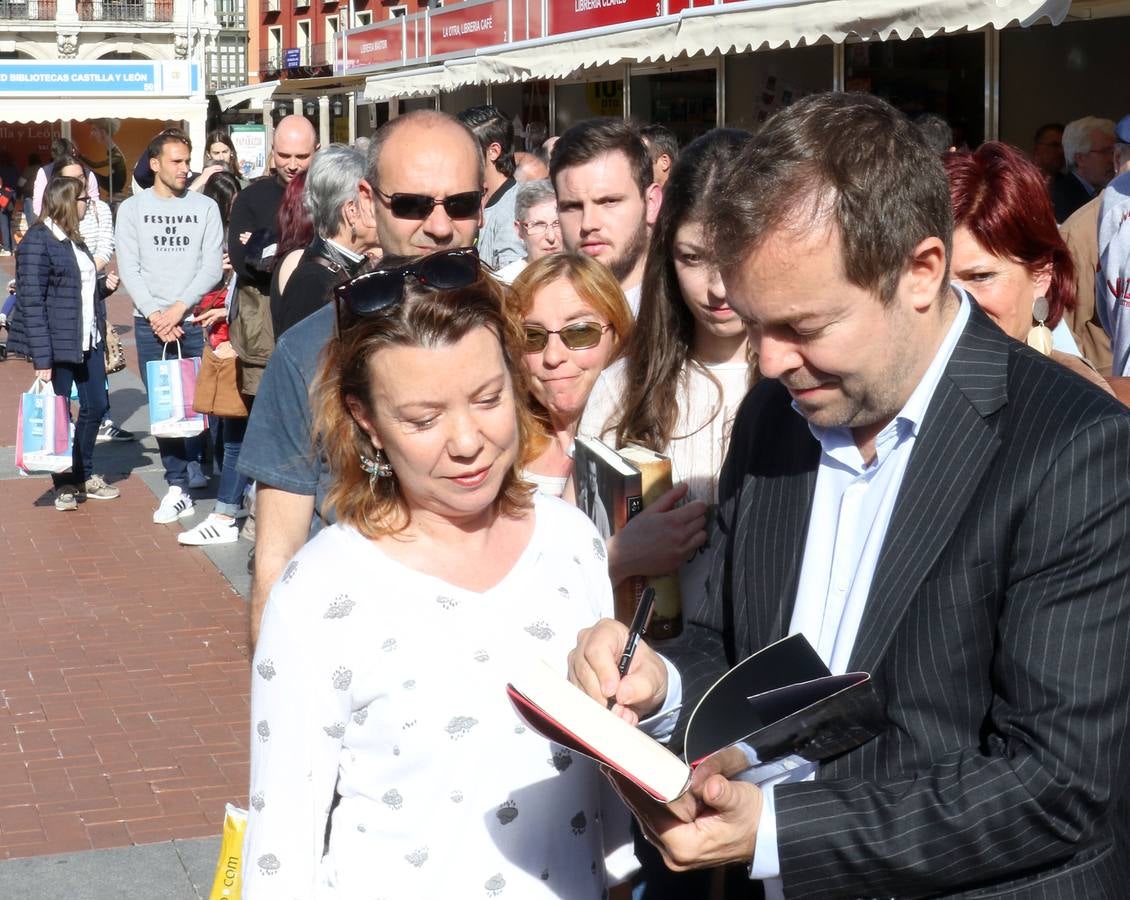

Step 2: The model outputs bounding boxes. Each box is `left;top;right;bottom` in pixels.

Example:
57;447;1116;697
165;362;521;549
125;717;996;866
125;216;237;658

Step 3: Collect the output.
0;0;56;19
309;41;335;67
77;0;174;21
260;49;281;75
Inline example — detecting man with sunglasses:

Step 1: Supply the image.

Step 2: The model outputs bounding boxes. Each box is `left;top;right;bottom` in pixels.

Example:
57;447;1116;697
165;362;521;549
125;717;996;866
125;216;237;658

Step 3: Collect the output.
551;119;661;316
237;109;484;649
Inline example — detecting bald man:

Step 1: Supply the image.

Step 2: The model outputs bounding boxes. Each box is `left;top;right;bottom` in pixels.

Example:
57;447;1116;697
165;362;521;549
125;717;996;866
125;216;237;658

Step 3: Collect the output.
238;110;485;647
226;115;319;396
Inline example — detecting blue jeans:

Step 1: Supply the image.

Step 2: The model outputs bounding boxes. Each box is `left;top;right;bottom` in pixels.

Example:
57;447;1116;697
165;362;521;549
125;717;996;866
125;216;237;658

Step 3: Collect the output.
22;198;36;229
50;346;109;488
211;414;249;517
134;317;205;489
0;210;12;251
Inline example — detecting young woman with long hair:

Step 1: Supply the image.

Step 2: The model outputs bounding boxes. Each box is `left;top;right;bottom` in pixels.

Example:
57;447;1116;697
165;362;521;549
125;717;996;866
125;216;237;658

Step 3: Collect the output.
7;175;121;509
579;128;755;619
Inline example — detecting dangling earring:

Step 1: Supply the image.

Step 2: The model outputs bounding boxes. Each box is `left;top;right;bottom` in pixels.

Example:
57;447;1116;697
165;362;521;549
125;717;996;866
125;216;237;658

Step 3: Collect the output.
359;448;394;489
1026;295;1053;356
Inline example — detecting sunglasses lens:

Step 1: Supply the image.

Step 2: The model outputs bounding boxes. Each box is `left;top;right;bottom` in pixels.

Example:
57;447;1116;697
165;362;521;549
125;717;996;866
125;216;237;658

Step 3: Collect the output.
417;252;480;290
442;191;483;219
559;323;605;350
389;194;434;219
524;326;548;352
338;272;400;316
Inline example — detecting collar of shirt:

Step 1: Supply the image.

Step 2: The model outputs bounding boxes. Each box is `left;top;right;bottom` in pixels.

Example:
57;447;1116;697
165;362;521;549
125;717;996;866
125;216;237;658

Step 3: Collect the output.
1073;169;1098;198
797;289;972;477
324;238;364;264
41;217;66;242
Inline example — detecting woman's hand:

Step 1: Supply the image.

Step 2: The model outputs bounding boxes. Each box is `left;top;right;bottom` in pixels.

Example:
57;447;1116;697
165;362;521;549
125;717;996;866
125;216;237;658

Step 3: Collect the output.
607;483;707;584
213;341;238;359
103;272;119;293
195;307;228;329
34;368;52;383
221;251;232;273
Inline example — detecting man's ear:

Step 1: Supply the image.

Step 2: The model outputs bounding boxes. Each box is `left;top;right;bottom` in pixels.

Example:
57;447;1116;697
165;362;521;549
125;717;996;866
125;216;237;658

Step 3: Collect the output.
357;178;377;224
904;236;948;312
487;142;502;164
644;182;662;228
149;153;160;175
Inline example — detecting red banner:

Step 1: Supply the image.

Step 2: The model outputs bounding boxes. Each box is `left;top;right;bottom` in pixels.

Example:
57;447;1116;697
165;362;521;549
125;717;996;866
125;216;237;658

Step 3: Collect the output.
548;0;658;36
429;0;509;58
344;20;405;70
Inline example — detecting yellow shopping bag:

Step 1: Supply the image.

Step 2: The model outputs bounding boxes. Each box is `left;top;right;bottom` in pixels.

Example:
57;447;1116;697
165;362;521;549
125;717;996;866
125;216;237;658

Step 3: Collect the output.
209;804;248;899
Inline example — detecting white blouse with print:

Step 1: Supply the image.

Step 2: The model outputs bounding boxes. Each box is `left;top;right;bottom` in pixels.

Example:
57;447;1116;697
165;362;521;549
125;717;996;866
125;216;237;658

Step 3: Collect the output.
243;493;646;899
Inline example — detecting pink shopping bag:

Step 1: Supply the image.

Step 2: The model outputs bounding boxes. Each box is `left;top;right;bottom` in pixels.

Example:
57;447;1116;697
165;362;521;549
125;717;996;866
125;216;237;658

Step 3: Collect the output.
15;378;72;474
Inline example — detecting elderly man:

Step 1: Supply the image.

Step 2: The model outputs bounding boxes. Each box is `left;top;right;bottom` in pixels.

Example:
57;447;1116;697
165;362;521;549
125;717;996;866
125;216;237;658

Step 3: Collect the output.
493;179;560;284
640;124;679;188
237;110;484;647
1052;116;1115;221
570;93;1130;898
551;119;660;315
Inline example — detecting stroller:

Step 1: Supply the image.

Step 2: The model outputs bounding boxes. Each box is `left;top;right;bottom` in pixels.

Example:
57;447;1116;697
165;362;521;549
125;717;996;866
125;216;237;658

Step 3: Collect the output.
0;279;16;360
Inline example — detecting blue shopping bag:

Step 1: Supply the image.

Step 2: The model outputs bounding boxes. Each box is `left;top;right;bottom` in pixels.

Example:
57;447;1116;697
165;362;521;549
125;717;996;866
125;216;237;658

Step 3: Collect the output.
146;340;207;438
14;378;72;474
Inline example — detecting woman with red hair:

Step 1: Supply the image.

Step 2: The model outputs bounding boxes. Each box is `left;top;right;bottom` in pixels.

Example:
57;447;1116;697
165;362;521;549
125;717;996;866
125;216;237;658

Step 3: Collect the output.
944;142;1112;393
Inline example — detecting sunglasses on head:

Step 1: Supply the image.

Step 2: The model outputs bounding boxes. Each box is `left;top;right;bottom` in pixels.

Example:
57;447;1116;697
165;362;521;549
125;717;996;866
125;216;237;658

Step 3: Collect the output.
334;248;481;319
523;322;611;353
376;188;483;221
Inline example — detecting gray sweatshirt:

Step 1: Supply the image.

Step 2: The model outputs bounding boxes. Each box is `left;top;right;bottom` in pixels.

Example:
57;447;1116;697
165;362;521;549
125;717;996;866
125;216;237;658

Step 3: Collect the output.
1097;171;1130;376
114;188;224;319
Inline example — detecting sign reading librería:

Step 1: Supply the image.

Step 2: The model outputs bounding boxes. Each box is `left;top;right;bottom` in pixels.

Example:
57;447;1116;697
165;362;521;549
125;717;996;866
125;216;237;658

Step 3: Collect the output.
548;0;657;36
429;0;509;58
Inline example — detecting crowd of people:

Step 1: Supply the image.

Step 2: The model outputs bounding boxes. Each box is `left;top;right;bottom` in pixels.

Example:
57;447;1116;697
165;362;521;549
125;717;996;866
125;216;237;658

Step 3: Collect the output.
3;93;1130;898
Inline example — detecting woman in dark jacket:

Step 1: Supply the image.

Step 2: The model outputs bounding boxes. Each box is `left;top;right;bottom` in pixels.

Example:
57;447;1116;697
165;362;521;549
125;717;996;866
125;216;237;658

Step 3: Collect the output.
8;175;120;510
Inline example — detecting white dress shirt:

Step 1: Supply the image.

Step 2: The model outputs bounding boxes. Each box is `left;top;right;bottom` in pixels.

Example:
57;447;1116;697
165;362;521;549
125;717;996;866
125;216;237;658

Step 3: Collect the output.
750;294;971;897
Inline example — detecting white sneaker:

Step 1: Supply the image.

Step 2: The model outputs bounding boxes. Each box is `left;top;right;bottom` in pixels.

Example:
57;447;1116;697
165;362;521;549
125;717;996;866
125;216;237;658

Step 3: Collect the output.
154;485;194;524
178;514;238;546
187;461;209;489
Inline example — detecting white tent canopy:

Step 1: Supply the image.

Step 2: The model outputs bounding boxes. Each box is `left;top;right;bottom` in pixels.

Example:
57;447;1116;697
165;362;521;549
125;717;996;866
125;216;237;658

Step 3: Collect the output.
215;80;280;112
364;0;1072;100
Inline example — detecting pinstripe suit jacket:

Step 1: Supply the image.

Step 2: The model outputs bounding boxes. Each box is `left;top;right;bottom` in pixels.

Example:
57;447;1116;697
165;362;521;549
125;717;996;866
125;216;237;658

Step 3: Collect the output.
669;303;1130;898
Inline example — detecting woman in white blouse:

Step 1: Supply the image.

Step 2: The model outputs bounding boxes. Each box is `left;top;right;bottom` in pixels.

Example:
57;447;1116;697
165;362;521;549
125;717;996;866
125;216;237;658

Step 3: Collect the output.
505;253;632;498
243;251;670;898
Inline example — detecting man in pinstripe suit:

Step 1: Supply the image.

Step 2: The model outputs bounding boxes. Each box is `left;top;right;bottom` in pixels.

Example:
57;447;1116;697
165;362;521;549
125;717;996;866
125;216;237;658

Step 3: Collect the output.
569;93;1130;898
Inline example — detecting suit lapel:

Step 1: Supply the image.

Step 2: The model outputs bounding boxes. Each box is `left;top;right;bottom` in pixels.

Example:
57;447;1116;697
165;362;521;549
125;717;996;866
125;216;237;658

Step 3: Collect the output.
848;304;1010;675
742;402;820;655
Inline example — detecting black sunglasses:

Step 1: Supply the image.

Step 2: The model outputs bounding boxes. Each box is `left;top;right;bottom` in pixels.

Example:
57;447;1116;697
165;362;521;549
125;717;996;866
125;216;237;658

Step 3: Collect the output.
523;322;611;352
376;188;483;221
335;248;481;319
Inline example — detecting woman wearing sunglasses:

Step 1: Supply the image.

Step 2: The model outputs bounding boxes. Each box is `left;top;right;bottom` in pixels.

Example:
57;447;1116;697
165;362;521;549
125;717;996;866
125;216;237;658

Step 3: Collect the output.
243;249;659;898
506;253;633;498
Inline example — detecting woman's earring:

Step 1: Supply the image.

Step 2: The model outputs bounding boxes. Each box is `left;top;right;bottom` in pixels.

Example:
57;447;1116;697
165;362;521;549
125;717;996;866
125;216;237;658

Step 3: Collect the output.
359;448;394;489
1026;295;1053;356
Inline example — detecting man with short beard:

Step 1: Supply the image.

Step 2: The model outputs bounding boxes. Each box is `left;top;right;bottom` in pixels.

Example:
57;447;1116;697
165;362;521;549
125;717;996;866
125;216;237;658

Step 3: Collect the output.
551;120;661;316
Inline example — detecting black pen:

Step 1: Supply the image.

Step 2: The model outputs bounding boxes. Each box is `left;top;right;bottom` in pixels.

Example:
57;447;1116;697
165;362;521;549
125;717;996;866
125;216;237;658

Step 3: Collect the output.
608;587;657;710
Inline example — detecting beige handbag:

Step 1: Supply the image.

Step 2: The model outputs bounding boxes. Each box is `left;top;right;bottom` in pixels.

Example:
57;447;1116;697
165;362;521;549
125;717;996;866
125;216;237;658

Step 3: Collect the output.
104;324;127;374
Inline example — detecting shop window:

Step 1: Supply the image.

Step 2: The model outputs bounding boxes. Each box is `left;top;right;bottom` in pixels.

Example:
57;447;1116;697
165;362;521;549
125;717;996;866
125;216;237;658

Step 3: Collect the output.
629;68;716;146
725;45;833;132
440;85;489;115
555;79;622;133
492;80;550;146
844;32;985;148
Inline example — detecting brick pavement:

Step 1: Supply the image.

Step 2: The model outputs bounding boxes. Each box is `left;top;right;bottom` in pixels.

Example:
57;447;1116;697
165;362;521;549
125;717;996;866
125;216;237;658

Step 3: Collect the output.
0;257;251;863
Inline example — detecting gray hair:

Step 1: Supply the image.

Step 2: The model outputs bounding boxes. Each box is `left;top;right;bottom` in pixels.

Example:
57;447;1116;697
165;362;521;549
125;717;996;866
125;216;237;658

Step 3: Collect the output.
514;179;556;222
304;143;367;238
1063;117;1114;171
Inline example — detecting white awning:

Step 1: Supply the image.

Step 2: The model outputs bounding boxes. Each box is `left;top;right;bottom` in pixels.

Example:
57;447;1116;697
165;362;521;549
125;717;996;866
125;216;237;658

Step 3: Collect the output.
364;0;1071;98
216;80;280;111
1;97;209;124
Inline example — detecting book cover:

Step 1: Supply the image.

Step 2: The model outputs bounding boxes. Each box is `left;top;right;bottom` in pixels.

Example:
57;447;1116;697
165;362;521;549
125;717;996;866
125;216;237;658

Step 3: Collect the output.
618;444;682;639
507;633;884;803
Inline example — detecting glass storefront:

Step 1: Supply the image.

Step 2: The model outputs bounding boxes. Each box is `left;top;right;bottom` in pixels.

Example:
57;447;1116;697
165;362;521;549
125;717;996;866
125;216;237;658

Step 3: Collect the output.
725;45;834;132
555;78;623;133
629;68;716;145
844;32;986;148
